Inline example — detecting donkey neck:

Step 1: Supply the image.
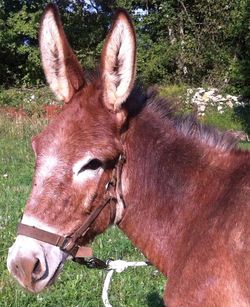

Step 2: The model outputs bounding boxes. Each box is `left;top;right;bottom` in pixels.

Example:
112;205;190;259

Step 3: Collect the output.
118;102;237;276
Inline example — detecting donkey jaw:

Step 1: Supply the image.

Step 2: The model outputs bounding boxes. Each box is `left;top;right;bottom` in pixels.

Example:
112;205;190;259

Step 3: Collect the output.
7;235;67;293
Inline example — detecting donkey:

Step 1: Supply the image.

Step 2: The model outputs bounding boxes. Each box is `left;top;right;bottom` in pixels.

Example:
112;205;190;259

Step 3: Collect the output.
7;4;250;306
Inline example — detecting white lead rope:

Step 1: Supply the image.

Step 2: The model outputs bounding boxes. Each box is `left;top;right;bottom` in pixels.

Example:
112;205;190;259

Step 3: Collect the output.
102;260;149;307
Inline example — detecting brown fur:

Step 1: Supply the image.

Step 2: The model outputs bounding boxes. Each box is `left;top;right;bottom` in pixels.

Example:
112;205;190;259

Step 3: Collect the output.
19;5;250;306
120;93;250;305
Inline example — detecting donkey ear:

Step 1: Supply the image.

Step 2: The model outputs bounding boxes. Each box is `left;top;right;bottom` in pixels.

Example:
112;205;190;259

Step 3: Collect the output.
39;4;85;103
101;9;136;112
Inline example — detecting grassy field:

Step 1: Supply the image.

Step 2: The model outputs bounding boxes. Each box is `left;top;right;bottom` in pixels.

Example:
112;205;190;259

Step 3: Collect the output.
0;114;165;306
240;141;250;150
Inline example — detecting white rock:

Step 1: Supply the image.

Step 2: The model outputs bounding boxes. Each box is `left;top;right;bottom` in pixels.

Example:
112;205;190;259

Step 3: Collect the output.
225;100;234;108
202;92;210;102
197;88;205;94
230;95;238;102
199;105;206;112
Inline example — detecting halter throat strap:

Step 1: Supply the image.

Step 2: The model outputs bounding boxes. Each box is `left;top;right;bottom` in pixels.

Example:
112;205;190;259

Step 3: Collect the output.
17;154;126;259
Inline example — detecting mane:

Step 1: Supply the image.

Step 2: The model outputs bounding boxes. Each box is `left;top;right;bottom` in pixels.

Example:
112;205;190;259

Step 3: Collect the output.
127;86;238;151
83;70;238;151
173;115;238;151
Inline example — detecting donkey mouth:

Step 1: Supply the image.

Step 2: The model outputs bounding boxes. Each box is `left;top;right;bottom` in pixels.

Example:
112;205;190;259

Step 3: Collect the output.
46;260;65;288
7;233;69;294
25;261;65;293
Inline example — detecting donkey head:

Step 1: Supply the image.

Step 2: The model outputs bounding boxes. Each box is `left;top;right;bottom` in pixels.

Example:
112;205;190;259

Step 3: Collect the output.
7;4;136;293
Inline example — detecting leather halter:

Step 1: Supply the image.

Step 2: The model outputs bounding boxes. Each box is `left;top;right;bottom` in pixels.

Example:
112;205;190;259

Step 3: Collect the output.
17;155;126;259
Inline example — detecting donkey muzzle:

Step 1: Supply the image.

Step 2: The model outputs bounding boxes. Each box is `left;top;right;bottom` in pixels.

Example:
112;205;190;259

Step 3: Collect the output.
7;235;66;293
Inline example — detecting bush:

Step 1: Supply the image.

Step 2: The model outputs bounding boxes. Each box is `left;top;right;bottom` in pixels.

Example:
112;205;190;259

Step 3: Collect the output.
0;87;58;116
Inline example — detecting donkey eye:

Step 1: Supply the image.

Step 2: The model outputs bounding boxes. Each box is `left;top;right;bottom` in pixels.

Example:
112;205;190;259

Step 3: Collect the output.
78;159;103;174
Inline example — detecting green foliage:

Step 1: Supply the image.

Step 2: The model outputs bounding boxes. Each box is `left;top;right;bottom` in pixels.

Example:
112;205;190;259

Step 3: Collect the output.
226;0;250;96
234;105;250;135
0;0;250;95
0;2;43;86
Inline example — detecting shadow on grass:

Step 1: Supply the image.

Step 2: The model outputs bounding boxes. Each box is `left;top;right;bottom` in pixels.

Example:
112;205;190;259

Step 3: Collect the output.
234;105;250;135
146;291;165;307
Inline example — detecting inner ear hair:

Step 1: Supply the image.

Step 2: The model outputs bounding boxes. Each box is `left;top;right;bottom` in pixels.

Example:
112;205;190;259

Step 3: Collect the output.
101;8;136;113
39;4;85;103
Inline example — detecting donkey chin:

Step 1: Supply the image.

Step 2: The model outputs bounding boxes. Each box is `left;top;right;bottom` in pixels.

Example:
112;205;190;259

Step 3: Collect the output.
7;235;68;293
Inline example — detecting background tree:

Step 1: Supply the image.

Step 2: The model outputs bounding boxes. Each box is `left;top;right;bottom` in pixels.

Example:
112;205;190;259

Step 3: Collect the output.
0;0;249;96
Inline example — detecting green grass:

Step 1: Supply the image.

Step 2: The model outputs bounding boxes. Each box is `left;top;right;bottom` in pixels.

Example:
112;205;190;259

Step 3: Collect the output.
240;141;250;150
0;115;165;306
201;107;245;132
159;84;188;99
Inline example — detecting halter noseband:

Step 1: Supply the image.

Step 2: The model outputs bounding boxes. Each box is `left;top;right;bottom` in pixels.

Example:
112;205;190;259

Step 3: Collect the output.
17;154;126;260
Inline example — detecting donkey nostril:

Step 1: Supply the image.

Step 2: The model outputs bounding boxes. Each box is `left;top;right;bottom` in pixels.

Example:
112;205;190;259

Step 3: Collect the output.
33;259;41;274
32;259;44;281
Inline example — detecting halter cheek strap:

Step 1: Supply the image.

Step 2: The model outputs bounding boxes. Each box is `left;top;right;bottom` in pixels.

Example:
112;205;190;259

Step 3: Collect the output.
17;154;126;259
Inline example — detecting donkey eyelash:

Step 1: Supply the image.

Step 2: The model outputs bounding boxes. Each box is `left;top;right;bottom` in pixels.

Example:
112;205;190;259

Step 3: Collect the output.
77;159;103;175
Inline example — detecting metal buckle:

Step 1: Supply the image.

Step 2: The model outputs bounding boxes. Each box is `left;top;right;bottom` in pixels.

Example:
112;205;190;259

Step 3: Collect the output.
60;236;75;252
